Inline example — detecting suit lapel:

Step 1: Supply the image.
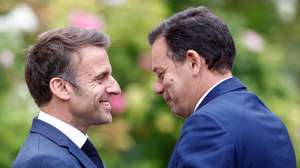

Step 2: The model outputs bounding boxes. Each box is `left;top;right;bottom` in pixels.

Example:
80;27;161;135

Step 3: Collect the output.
30;118;97;168
196;77;247;111
67;142;98;168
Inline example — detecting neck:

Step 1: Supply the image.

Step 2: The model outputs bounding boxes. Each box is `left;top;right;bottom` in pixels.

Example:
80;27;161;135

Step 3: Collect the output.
192;70;232;111
40;101;88;134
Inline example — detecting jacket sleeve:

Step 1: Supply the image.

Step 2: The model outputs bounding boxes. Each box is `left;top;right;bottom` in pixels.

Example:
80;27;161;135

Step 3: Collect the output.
13;154;76;168
172;113;235;168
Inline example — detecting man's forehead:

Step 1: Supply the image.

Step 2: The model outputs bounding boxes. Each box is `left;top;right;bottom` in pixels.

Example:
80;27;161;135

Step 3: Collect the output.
152;63;168;73
151;37;174;72
151;55;163;72
151;53;175;72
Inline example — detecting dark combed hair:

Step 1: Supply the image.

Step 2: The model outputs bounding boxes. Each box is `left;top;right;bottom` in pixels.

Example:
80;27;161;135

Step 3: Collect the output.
25;27;110;107
148;6;236;73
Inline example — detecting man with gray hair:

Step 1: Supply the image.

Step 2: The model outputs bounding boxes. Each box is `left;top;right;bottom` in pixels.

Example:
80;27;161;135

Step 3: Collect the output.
13;27;121;168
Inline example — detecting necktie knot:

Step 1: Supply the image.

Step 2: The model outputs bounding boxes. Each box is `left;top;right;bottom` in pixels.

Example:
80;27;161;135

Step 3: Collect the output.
82;139;97;155
81;139;104;168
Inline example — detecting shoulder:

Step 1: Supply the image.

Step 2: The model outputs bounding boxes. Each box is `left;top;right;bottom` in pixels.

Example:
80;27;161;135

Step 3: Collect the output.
172;113;236;167
194;90;267;130
179;111;236;151
19;132;67;154
13;153;75;168
182;112;234;144
13;133;80;168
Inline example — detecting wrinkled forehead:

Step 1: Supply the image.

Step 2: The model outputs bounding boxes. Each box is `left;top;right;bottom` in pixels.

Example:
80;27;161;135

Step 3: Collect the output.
71;45;111;73
77;45;108;61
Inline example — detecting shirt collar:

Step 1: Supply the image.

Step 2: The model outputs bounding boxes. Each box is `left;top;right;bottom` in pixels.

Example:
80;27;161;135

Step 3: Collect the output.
38;111;88;148
193;76;232;112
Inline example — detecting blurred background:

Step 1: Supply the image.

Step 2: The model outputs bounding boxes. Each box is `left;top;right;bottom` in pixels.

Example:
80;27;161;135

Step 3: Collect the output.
0;0;299;167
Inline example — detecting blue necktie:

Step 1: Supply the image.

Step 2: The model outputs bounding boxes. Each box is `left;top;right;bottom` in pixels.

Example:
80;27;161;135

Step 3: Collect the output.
81;139;104;168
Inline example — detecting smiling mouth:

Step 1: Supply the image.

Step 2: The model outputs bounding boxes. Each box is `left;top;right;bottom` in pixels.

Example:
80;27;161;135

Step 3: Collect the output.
99;100;112;111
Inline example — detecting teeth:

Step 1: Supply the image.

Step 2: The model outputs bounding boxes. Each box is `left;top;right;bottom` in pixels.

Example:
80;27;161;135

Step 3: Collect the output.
103;102;111;107
100;101;111;108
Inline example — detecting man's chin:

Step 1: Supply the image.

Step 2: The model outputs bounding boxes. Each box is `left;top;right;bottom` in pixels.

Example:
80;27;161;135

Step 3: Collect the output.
95;112;113;125
171;108;189;119
103;114;113;124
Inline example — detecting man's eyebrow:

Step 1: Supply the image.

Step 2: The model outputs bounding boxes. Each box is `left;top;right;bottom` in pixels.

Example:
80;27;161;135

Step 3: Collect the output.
153;67;168;74
93;70;108;80
153;67;163;73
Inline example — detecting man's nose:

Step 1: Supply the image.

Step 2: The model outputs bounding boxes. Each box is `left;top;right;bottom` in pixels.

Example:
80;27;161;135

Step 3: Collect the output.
154;82;164;95
106;76;121;95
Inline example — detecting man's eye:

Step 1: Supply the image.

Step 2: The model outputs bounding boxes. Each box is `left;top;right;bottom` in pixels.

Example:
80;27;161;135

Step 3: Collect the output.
99;75;105;80
97;73;107;82
96;76;105;84
95;79;102;84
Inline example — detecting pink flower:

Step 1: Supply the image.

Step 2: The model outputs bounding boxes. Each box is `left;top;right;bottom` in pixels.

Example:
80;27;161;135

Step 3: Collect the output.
69;11;104;30
110;94;127;114
242;30;264;53
0;49;14;68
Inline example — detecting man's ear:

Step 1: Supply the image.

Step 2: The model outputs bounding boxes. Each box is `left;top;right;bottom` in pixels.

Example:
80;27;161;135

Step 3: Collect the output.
185;50;205;76
49;77;71;101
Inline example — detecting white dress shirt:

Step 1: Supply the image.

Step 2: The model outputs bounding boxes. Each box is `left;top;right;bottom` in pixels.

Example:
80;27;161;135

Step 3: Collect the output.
38;111;88;148
193;77;232;112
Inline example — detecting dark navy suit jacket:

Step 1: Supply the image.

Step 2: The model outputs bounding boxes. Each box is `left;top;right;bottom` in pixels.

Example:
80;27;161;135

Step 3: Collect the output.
13;118;102;168
168;77;296;168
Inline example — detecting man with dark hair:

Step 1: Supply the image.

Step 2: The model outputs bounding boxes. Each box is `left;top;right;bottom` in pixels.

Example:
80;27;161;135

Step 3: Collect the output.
13;27;121;168
149;6;296;168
